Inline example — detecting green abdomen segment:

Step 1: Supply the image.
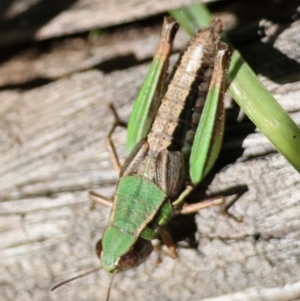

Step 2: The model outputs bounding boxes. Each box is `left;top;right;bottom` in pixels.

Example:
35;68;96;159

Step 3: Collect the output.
110;175;167;237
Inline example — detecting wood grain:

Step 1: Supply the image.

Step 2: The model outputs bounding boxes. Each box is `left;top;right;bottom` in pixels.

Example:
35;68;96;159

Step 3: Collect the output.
1;2;300;301
0;0;218;47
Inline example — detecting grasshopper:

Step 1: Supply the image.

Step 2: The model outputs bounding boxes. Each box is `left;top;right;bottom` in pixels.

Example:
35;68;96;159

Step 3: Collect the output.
52;16;230;298
96;16;229;274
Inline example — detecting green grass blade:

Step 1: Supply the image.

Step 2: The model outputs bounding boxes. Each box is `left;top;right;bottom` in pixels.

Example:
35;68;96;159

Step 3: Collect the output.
228;51;300;170
169;3;211;36
170;4;300;172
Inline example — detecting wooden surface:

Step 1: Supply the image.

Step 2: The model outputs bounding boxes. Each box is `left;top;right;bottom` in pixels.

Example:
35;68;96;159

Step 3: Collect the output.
1;1;300;301
0;0;218;47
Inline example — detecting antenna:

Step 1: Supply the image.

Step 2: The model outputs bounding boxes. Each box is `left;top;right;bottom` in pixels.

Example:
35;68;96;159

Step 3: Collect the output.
106;269;119;301
51;267;102;291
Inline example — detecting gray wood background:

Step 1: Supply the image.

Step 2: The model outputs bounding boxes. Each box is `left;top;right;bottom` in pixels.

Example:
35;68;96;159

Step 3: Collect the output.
1;0;300;300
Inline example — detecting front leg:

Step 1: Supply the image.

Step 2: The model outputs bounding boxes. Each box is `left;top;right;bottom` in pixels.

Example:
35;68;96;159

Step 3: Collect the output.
106;104;127;174
89;190;113;208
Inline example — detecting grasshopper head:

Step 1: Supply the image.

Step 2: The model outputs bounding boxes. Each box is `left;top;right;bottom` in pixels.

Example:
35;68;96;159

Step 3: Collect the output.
96;227;153;273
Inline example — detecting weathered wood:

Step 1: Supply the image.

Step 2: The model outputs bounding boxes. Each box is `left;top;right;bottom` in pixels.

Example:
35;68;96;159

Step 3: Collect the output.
0;24;189;88
0;9;237;89
0;0;219;47
1;3;300;301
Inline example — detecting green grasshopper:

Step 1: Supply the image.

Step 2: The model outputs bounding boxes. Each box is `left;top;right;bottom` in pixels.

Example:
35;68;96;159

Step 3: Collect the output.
94;17;229;273
52;16;230;299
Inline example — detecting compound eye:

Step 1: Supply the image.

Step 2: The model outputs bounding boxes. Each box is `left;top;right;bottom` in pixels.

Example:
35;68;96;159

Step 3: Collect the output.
95;239;103;259
118;251;139;269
